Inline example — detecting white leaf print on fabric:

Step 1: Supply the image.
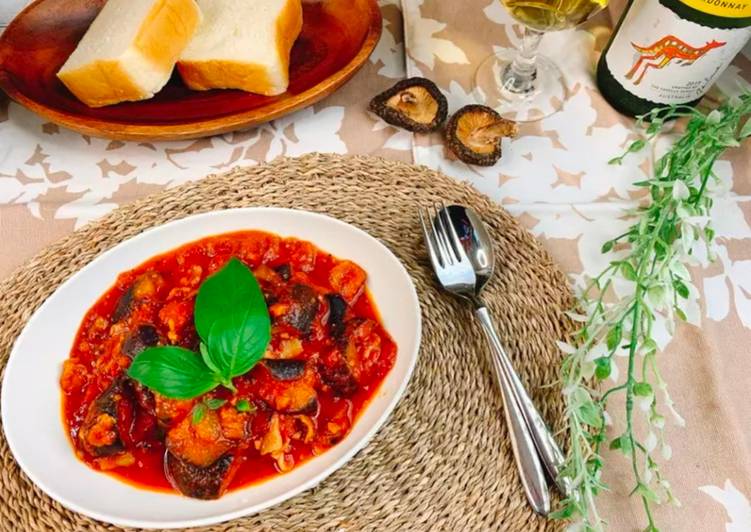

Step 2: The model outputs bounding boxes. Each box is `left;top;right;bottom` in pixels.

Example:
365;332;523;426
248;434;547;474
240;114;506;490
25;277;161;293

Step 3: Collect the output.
369;0;406;79
483;0;512;24
0;102;346;228
372;120;413;151
263;106;347;159
703;274;730;322
708;246;751;328
403;0;469;70
700;480;751;532
441;80;487;113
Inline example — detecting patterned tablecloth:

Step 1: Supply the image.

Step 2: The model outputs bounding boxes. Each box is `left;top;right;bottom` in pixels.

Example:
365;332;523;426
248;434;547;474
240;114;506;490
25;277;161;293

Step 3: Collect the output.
2;0;751;530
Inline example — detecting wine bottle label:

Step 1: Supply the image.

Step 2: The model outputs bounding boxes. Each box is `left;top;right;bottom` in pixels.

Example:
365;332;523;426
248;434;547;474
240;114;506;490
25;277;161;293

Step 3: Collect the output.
605;0;751;104
680;0;751;18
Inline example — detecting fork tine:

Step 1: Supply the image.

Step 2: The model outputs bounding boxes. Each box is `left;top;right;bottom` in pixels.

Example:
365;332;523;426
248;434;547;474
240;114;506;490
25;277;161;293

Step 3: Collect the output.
430;203;453;265
440;202;469;263
434;202;457;264
419;208;442;271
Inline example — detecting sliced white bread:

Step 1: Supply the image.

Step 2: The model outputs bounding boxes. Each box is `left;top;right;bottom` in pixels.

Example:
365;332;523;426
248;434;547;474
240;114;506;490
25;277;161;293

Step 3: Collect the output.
57;0;202;107
177;0;303;96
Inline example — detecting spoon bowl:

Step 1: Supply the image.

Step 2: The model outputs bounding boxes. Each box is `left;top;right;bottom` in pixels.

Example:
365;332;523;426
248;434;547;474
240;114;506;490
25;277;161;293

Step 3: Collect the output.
446;205;495;295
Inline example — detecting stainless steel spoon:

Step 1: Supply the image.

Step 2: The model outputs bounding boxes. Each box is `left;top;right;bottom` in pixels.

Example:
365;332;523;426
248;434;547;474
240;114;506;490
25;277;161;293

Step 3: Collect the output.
445;204;569;496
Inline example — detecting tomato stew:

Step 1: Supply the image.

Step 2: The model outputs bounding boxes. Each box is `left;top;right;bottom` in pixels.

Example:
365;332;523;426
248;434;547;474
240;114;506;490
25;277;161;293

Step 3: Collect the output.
60;231;396;499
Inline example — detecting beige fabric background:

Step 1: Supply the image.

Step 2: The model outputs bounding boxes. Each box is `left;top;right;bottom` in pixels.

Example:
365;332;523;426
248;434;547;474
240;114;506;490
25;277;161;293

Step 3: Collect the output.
1;0;750;530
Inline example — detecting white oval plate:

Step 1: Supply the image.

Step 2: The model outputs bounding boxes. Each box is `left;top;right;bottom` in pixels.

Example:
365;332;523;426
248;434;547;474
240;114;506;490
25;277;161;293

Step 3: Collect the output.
1;208;421;529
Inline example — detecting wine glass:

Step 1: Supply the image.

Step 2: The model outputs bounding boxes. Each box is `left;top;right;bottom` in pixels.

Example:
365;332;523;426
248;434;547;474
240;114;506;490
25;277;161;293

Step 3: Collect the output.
475;0;608;122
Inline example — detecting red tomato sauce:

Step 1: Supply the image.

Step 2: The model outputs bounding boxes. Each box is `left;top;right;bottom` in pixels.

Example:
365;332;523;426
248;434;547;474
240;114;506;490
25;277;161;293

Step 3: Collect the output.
60;231;396;497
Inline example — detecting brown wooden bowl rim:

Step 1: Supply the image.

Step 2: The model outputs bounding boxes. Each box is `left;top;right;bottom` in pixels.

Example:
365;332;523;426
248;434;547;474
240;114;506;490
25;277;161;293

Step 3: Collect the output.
0;0;383;141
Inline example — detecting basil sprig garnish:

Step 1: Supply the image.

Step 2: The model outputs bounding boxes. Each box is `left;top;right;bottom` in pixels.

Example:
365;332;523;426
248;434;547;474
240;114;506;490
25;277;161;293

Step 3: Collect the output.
128;257;271;399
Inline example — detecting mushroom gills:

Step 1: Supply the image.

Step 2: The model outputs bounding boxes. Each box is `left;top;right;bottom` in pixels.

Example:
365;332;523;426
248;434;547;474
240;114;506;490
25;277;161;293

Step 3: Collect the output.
446;105;518;166
369;77;448;133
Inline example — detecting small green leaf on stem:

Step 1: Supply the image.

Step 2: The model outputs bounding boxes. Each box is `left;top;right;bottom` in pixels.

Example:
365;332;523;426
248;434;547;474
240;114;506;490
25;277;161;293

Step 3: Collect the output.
628;139;646;153
549;505;575;520
636;483;661;503
609;434;633;455
621;262;638;281
740;118;751;138
594;357;612;380
673;279;689;299
633;382;653;397
578;401;602;427
607;324;623;352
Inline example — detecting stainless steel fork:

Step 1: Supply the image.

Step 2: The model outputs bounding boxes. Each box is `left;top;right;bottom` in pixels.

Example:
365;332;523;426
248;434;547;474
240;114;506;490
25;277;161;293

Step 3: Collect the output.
419;203;551;516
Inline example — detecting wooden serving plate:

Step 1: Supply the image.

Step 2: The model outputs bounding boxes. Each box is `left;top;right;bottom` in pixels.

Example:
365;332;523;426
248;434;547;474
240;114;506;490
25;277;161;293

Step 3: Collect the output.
0;0;381;141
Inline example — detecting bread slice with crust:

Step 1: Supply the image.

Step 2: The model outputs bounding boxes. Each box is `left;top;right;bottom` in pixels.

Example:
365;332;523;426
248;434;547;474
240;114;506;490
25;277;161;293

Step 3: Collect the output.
177;0;303;96
57;0;202;108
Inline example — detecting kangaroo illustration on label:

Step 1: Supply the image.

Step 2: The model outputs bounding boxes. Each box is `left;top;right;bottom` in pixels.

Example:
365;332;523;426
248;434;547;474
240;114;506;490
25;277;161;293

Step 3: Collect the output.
625;35;726;85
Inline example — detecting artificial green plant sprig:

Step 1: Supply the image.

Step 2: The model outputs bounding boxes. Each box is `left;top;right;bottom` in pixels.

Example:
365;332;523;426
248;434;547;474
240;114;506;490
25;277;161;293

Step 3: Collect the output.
554;94;751;531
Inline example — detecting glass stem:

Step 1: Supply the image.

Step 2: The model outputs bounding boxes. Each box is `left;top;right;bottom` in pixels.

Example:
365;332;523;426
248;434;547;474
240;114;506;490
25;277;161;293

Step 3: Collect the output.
502;27;544;95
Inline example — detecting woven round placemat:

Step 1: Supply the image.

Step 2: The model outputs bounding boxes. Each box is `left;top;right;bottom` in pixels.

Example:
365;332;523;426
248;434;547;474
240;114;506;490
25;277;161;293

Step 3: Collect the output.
0;153;574;532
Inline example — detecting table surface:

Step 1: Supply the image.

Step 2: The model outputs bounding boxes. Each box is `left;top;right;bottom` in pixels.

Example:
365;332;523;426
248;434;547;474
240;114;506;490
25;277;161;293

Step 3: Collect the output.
1;1;750;530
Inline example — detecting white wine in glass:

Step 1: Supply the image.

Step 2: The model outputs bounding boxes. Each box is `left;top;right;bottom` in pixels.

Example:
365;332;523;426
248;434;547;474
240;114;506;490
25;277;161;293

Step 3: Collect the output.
475;0;608;122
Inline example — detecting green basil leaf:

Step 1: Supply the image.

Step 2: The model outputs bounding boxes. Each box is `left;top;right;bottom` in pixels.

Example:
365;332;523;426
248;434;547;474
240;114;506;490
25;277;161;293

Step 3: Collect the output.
205;398;227;410
199;342;220;374
194;257;267;343
192;403;207;425
207;312;270;380
128;346;219;399
236;399;255;413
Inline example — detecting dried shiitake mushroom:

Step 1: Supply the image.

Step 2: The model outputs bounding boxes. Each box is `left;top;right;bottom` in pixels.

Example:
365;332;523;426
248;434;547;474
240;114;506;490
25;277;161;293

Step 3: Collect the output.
445;105;519;166
369;77;448;133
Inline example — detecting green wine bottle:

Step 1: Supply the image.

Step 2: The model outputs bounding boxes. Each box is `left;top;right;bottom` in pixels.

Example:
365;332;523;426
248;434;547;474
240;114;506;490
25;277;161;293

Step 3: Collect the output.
597;0;751;117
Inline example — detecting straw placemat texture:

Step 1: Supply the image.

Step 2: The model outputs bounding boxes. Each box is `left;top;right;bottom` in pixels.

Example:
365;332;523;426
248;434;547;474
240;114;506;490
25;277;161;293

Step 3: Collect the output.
0;153;574;532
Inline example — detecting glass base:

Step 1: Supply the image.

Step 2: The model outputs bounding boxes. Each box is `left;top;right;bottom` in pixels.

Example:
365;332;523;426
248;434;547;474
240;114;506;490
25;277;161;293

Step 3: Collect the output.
474;51;567;122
